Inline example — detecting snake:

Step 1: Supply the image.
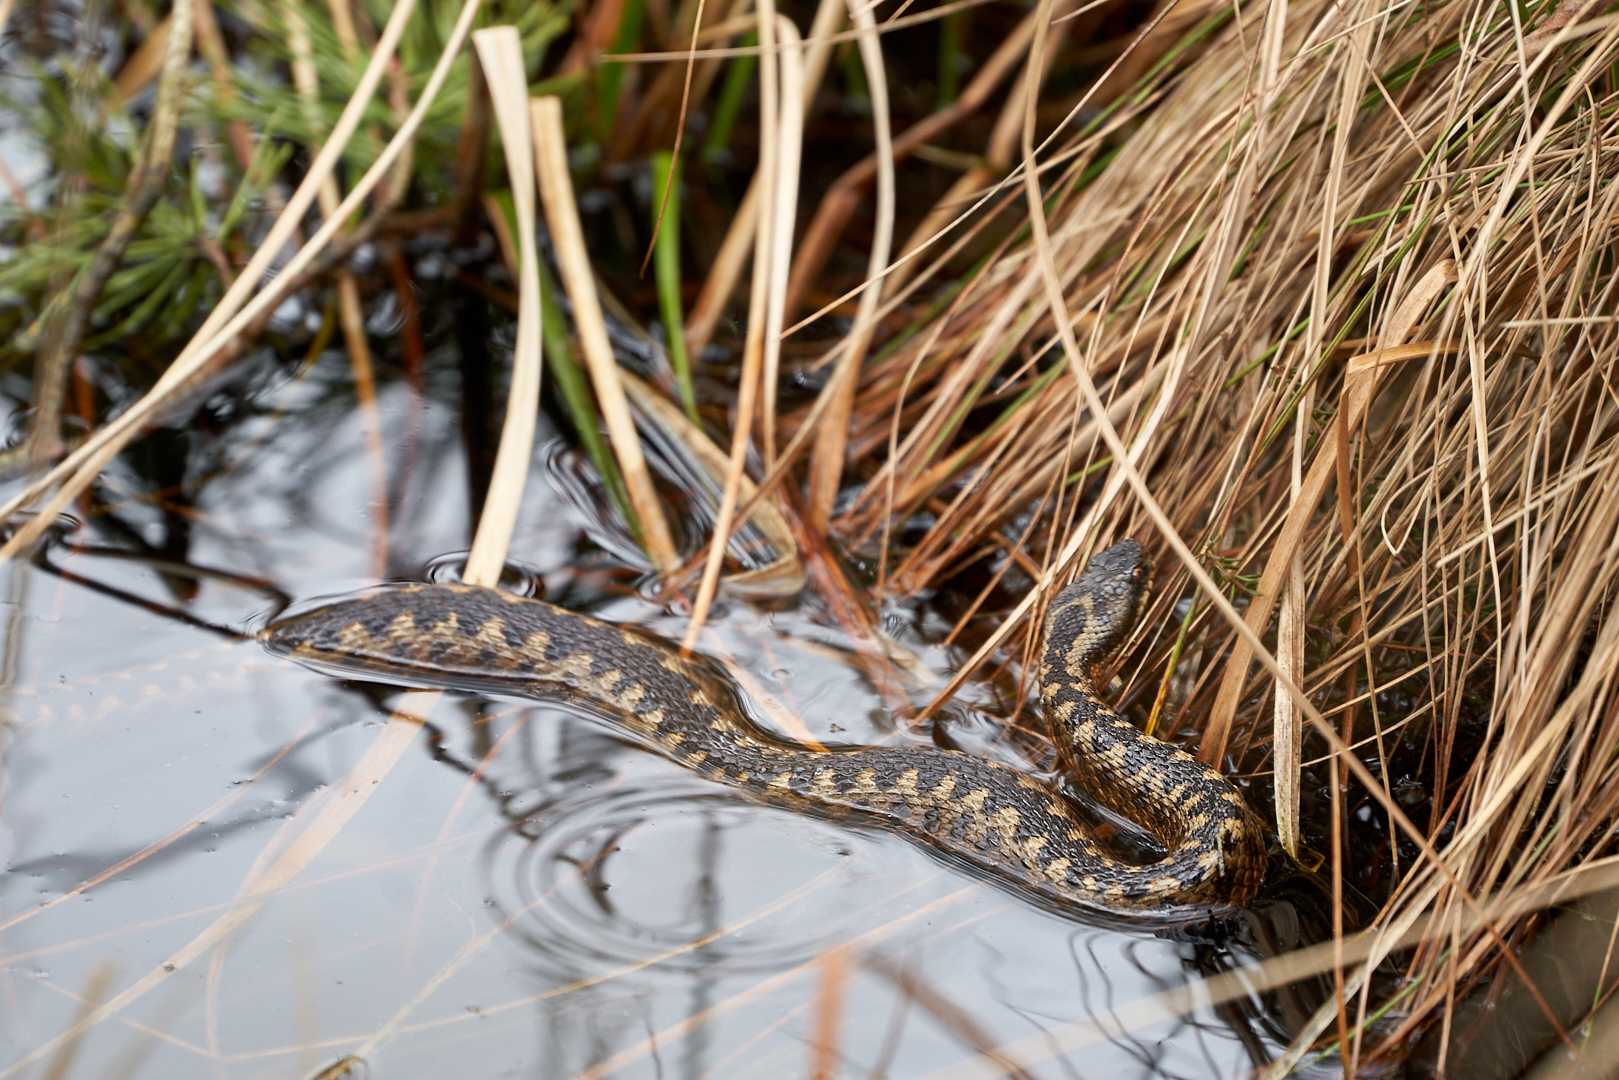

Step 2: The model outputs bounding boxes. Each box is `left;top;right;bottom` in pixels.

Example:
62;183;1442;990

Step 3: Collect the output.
262;539;1265;919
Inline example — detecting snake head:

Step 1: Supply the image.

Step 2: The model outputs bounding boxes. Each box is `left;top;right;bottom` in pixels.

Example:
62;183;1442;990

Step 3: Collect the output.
1043;540;1154;678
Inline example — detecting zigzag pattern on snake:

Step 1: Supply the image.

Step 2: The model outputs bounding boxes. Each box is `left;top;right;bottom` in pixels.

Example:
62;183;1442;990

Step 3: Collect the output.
262;540;1265;917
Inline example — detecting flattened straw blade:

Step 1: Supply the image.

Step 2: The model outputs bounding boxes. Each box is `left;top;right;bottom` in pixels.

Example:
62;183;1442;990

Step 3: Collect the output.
532;95;680;575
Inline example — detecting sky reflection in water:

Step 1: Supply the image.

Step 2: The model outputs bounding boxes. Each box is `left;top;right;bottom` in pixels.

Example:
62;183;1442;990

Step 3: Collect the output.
0;355;1295;1079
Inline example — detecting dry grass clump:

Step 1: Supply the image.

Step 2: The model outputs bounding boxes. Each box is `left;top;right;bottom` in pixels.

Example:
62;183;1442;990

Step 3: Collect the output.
822;0;1619;1068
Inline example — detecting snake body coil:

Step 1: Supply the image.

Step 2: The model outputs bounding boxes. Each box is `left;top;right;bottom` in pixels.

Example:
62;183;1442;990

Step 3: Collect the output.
264;540;1264;917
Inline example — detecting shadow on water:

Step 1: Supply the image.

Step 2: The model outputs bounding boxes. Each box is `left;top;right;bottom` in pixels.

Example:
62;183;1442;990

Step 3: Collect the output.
0;275;1363;1079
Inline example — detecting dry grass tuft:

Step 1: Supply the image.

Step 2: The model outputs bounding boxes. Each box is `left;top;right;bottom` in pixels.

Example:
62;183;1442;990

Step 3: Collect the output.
818;0;1619;1066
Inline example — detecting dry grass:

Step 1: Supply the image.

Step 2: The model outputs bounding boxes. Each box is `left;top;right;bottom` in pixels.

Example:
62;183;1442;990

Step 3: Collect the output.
801;0;1619;1068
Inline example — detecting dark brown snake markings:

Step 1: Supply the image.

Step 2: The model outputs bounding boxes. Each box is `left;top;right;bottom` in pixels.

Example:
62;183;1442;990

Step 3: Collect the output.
263;540;1264;917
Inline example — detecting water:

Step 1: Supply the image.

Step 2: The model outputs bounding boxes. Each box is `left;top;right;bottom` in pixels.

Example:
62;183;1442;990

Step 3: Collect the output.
0;337;1323;1079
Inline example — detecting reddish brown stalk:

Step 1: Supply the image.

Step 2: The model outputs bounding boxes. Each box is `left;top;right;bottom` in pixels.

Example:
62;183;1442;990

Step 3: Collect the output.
781;3;1052;322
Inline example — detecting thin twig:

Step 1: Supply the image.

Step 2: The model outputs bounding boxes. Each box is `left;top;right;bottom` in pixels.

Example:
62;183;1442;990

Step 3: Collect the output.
28;0;194;464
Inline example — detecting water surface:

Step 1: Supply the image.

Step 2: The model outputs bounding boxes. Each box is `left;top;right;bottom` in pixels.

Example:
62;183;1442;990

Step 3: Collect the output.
0;340;1318;1079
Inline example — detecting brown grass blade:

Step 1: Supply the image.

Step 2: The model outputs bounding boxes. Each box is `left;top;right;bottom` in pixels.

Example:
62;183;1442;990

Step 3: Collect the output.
531;95;679;573
802;0;895;529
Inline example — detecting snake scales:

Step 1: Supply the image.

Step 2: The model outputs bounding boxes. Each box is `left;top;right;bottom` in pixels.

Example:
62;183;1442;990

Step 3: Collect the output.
263;540;1264;917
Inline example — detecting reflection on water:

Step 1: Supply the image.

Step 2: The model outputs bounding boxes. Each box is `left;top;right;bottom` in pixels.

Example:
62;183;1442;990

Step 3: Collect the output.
0;318;1336;1078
